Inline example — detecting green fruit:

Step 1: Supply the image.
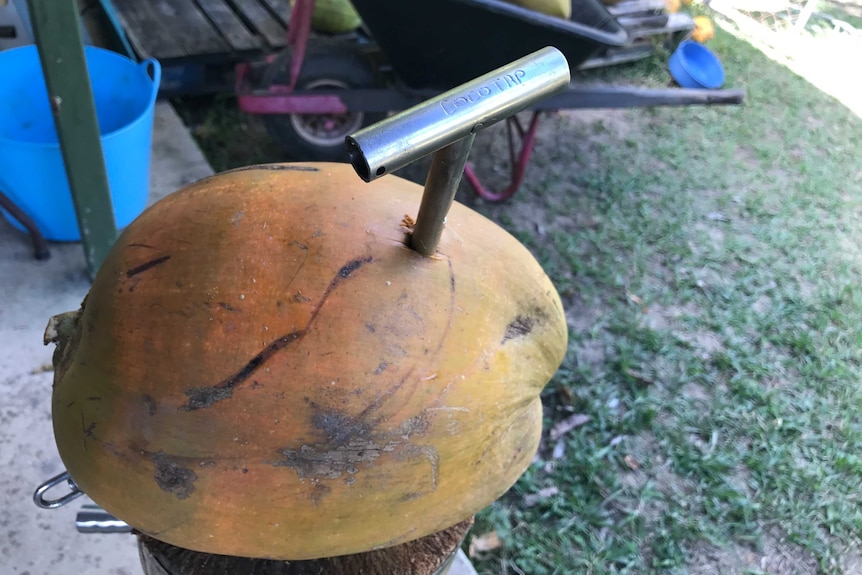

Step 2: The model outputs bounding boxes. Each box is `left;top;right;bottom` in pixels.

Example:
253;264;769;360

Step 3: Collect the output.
311;0;362;33
501;0;572;19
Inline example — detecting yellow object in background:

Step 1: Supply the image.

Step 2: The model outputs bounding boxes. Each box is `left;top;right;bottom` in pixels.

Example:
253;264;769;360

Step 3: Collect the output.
289;0;362;34
665;0;682;13
692;15;715;43
501;0;572;19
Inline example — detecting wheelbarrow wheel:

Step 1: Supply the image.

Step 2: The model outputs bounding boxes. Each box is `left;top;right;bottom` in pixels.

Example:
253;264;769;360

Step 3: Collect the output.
262;45;385;162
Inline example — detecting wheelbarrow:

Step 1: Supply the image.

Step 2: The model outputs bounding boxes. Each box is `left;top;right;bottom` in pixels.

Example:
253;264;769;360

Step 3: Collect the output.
236;0;745;201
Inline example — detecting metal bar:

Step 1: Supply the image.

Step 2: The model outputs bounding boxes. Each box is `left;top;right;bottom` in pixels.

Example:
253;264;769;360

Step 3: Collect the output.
411;134;475;256
76;505;133;534
534;86;747;109
346;46;570;257
794;0;817;29
240;85;744;117
238;90;423;114
95;0;137;58
463;112;543;203
286;0;314;90
345;46;571;182
0;189;50;260
27;0;117;278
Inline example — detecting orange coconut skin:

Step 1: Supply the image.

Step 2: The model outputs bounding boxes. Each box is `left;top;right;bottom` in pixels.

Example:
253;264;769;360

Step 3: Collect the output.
50;163;567;560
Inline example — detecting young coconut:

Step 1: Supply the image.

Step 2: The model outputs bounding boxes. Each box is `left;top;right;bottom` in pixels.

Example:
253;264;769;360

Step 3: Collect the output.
45;47;572;562
46;162;567;560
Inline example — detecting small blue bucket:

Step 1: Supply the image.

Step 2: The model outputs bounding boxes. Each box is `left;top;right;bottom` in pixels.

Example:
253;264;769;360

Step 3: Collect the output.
668;40;725;90
0;45;161;241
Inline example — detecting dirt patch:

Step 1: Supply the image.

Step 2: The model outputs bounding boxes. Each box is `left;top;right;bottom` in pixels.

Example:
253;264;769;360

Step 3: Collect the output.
688;531;819;575
560;109;634;140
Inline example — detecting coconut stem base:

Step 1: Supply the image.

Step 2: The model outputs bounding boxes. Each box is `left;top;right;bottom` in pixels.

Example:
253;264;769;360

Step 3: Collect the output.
138;517;474;575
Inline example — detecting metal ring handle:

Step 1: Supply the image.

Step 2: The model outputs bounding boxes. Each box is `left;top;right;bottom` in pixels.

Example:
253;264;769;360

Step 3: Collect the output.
33;471;85;509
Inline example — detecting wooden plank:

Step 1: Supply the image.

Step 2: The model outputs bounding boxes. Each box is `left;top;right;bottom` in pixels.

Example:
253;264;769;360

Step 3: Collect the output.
229;0;285;48
260;0;291;25
111;0;228;60
196;0;261;51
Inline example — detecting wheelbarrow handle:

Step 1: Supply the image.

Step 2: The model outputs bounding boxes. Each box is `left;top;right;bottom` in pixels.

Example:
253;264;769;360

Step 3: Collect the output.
346;46;570;255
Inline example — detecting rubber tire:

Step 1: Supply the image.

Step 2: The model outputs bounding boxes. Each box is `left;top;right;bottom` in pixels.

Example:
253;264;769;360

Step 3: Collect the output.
262;45;385;162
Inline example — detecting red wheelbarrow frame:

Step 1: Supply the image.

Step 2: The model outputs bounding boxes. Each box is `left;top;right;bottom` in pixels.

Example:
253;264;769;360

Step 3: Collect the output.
236;0;744;202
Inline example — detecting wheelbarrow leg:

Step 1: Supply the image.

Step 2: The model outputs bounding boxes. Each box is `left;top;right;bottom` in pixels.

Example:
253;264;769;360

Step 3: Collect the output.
462;111;543;203
0;190;50;260
285;0;315;90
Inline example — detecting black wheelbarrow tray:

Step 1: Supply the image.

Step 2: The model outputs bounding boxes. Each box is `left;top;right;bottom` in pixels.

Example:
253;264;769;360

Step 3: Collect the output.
235;0;746;201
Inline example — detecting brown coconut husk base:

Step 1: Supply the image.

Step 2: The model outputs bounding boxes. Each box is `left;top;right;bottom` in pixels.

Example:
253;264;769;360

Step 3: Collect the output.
138;517;474;575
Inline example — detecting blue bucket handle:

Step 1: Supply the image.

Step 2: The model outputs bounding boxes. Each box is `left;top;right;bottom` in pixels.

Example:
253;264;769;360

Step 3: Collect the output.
140;58;162;104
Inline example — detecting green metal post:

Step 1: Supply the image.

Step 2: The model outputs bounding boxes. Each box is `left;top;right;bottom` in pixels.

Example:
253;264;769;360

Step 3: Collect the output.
26;0;118;278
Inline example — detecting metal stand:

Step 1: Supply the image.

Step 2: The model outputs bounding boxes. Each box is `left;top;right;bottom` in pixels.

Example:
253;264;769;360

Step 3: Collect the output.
26;0;118;278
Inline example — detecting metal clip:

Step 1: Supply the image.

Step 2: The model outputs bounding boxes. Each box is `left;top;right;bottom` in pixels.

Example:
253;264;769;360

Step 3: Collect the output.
33;471;85;509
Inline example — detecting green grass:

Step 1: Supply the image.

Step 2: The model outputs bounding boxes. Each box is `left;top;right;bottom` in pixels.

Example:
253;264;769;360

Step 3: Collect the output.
466;25;862;575
176;16;862;575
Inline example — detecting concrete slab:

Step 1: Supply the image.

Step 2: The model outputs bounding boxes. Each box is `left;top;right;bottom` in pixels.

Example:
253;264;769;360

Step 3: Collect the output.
0;101;211;575
0;100;477;575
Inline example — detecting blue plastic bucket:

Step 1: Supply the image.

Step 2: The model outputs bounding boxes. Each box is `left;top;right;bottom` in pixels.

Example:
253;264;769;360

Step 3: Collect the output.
668;40;725;90
0;45;161;241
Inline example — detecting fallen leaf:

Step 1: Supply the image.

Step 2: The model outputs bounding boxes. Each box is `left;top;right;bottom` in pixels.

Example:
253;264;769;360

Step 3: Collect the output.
524;486;560;507
609;435;626;447
30;363;54;374
624;368;654;385
625;455;640;470
556;385;574;404
550;414;591;441
627;292;644;305
468;531;502;557
552;439;566;460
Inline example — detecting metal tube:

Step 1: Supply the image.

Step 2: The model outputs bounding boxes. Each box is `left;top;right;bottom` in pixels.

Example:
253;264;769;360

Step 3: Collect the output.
411;133;476;255
76;505;132;534
346;46;570;182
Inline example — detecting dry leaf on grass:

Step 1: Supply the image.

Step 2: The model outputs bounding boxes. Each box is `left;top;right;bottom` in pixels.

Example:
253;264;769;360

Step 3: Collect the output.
556;384;574;404
624;455;640;470
524;486;560;507
468;532;502;557
609;435;626;447
624;368;654;385
29;363;54;374
550;414;591;441
552;439;566;460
